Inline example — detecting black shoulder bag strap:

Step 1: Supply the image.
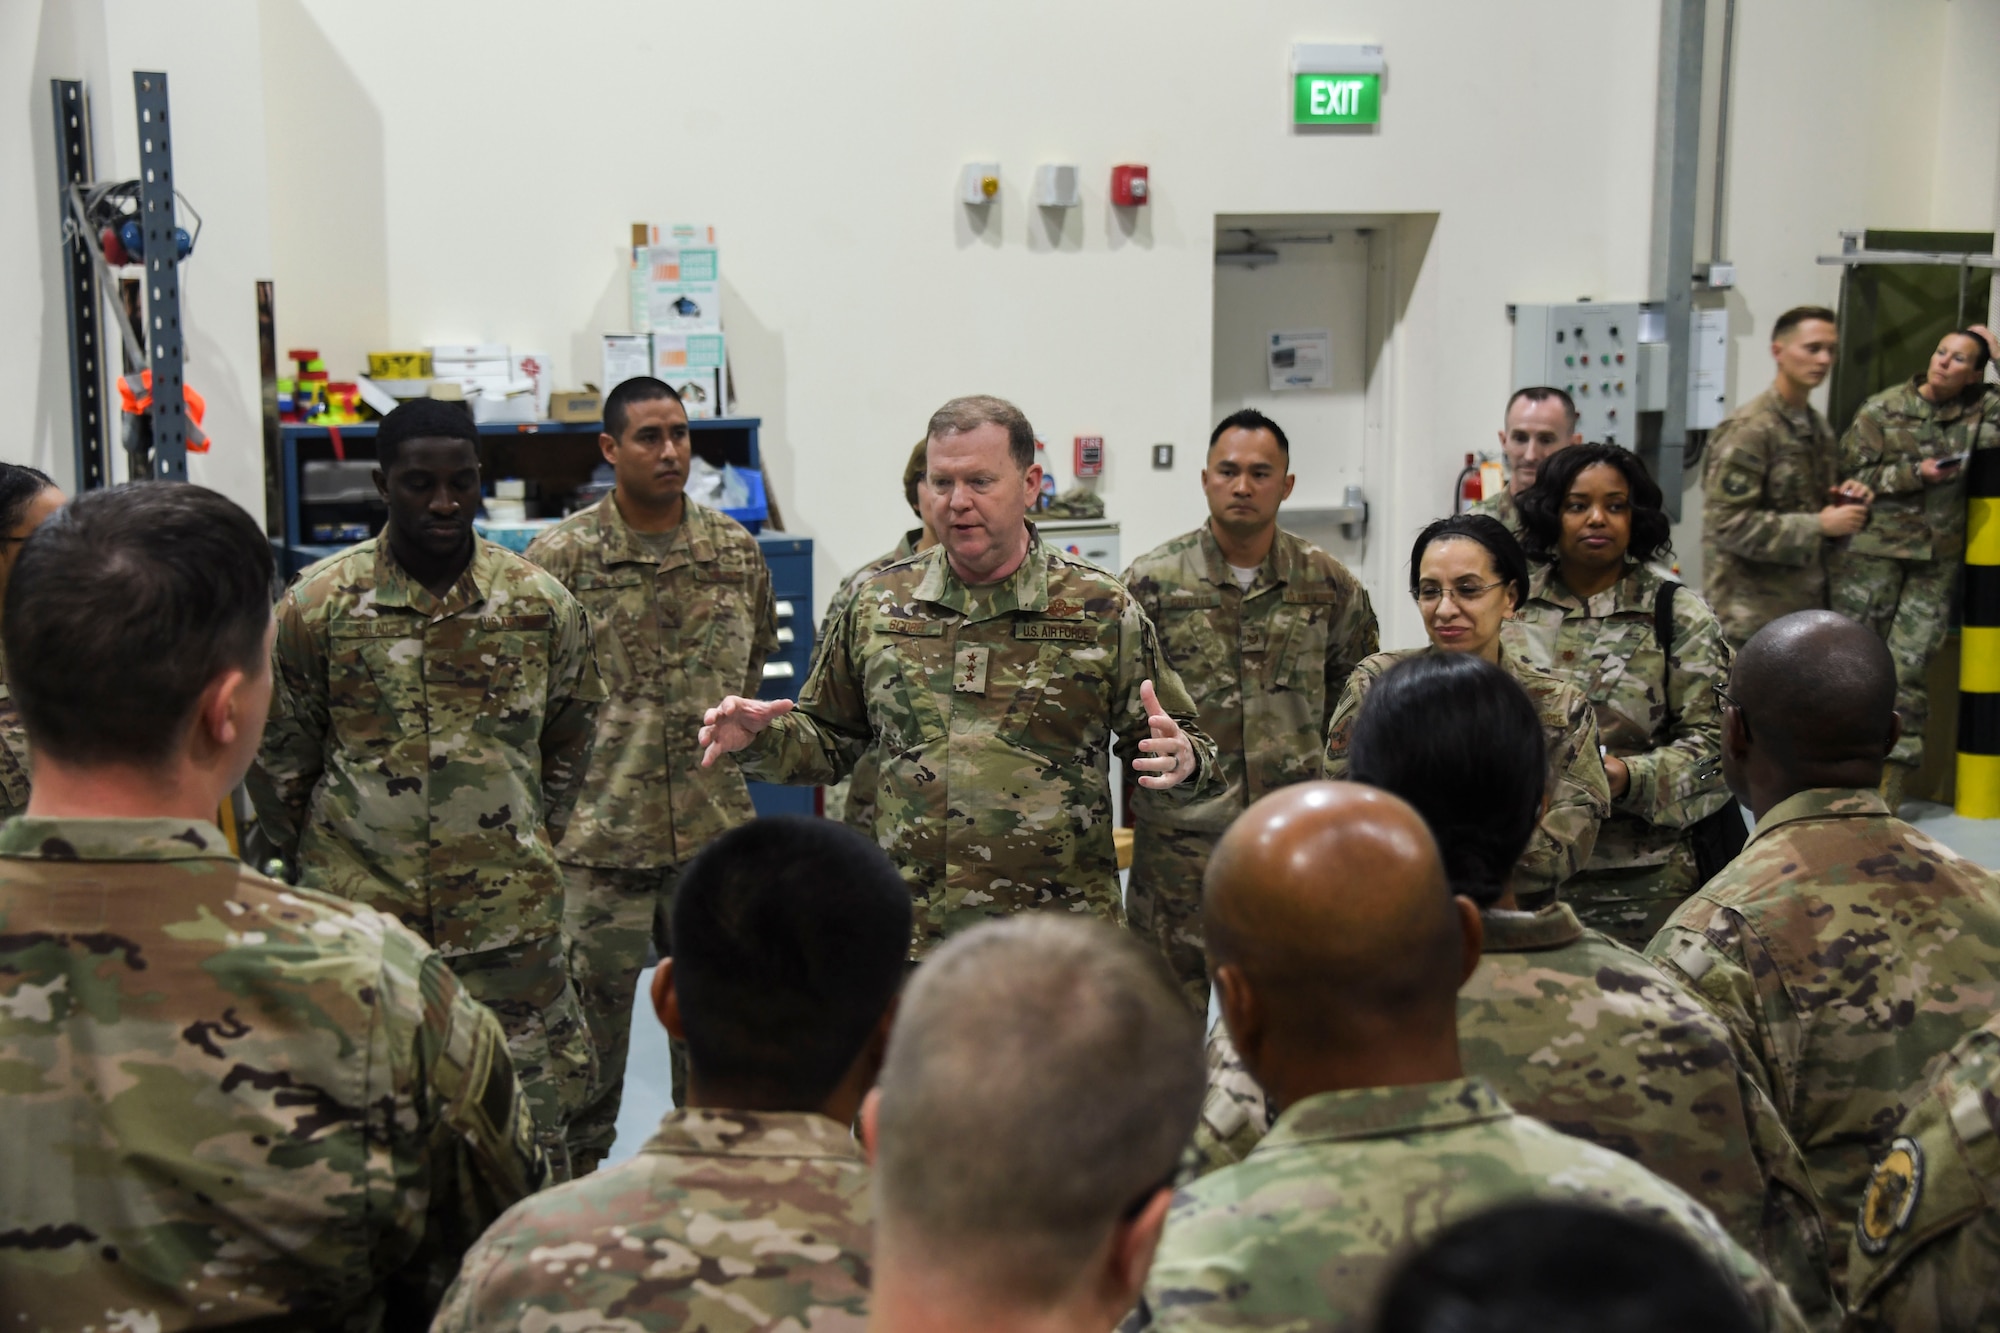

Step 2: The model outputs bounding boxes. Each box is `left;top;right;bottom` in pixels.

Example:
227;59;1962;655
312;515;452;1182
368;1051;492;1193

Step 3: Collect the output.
1653;579;1746;882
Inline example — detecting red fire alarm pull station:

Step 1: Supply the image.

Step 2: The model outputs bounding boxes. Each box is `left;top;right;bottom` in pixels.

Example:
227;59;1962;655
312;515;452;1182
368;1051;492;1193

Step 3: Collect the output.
1111;164;1149;207
1074;436;1105;477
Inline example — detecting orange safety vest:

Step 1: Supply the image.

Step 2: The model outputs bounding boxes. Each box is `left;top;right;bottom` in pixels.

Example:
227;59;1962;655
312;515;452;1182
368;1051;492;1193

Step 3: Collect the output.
116;369;211;453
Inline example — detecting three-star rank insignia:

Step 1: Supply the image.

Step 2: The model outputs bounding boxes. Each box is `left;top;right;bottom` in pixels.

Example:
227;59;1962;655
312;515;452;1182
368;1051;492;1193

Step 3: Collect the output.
1855;1135;1924;1255
954;644;990;694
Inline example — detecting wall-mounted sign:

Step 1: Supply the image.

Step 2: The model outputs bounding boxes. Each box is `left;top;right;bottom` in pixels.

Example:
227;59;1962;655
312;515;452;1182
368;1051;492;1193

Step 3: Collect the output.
1269;329;1334;391
1291;44;1385;127
1295;73;1379;124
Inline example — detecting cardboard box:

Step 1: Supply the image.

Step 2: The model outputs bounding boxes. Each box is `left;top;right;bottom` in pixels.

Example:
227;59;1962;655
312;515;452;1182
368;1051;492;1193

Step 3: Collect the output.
434;356;510;381
602;334;653;394
510;351;554;419
429;342;508;362
631;242;721;332
626;224;720;332
651;332;726;420
470;388;538;425
368;350;432;379
662;368;720;418
548;389;602;423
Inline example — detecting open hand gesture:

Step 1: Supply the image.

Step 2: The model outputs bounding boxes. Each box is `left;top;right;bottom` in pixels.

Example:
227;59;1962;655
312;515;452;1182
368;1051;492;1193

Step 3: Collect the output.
699;695;795;768
1132;680;1196;791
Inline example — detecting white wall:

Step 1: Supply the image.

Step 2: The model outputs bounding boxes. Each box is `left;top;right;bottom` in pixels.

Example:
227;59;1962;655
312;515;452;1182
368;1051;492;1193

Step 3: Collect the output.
3;1;272;522
4;0;1994;648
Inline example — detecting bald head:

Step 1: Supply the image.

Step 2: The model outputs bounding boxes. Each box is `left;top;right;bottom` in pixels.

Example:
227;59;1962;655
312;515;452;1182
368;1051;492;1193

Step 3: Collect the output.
1205;782;1465;1050
1734;611;1897;773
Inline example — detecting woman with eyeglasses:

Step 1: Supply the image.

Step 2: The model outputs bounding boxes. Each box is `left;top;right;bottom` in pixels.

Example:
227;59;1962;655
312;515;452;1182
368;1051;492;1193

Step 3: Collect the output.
0;464;66;821
1324;514;1609;904
1508;443;1735;949
1830;325;2000;808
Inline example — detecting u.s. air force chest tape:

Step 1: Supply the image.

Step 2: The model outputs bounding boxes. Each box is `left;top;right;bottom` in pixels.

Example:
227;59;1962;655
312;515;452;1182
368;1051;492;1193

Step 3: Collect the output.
1856;1135;1925;1256
1014;596;1097;644
1015;620;1096;642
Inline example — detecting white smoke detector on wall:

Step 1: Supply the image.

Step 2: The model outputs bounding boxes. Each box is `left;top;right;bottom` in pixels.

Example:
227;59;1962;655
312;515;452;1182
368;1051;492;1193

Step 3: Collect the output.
1033;164;1080;208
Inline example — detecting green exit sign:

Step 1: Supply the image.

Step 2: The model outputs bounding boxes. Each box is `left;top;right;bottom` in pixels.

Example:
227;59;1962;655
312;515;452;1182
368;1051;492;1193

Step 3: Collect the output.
1294;72;1379;125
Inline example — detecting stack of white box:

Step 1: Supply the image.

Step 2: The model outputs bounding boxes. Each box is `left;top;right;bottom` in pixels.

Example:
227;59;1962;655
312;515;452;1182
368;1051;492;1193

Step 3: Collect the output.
608;223;728;419
432;343;555;424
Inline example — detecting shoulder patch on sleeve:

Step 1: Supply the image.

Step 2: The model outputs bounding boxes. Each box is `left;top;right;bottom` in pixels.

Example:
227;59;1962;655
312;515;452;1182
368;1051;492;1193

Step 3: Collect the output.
1717;463;1761;500
1856;1136;1924;1255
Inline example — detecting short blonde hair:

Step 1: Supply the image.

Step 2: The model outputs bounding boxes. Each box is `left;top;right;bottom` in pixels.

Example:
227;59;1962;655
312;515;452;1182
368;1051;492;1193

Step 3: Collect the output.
874;916;1203;1304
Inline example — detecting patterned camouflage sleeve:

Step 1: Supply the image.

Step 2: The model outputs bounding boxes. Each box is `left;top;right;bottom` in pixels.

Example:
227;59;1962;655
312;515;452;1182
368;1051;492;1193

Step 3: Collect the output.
245;587;330;866
1321;656;1384;777
1323;586;1381;737
1736;1063;1840;1326
1840;400;1921;497
737;591;873;786
1704;422;1825;567
1110;596;1220;799
1517;689;1609;899
537;592;606;844
1620;588;1732;829
379;917;550;1312
1180;1025;1272;1183
1647;904;1793;1122
808;572;867;682
1120;561;1162;626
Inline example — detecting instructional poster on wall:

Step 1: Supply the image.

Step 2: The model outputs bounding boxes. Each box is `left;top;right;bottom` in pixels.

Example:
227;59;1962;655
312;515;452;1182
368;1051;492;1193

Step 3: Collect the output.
1268;329;1333;391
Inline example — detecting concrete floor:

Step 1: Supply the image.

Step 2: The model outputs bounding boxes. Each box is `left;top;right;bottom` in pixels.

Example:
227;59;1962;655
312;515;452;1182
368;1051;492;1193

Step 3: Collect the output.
605;969;675;1168
601;798;2000;1167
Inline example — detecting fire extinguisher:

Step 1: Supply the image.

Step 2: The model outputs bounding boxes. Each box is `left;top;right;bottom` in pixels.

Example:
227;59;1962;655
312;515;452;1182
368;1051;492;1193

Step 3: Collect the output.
1454;453;1482;514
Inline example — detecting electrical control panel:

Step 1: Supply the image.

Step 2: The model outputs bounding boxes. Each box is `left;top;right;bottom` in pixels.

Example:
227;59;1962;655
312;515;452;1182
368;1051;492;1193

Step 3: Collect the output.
1688;306;1729;430
1511;302;1651;447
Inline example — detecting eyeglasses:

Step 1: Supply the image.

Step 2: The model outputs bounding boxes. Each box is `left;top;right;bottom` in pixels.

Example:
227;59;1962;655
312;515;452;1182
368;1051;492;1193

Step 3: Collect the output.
1413;578;1507;608
1713;682;1741;712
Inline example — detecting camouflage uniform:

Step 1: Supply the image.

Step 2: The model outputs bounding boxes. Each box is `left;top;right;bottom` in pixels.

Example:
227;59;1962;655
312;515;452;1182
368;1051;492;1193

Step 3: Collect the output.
1647;787;2000;1296
817;528;925;832
1831;379;2000;770
1324;647;1609;904
1507;563;1734;945
0;816;548;1330
247;535;608;1174
1123;525;1379;1007
1132;1077;1805;1333
1702;387;1840;649
735;527;1220;955
526;495;777;1173
1846;1011;2000;1332
0;649;31;821
1467;485;1520;533
1184;903;1834;1322
434;1108;870;1332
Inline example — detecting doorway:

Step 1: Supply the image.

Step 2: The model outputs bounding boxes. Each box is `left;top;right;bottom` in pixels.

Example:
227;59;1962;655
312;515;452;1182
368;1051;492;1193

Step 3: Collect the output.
1211;213;1398;608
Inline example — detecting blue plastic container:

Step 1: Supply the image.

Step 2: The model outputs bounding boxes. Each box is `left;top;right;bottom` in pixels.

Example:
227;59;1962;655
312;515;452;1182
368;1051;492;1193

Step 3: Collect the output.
722;468;768;533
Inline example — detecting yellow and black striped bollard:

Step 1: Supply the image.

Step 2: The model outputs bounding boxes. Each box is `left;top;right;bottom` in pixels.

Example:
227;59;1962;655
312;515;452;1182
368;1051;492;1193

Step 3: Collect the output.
1959;446;2000;817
